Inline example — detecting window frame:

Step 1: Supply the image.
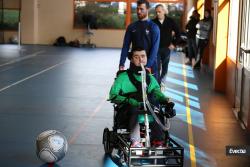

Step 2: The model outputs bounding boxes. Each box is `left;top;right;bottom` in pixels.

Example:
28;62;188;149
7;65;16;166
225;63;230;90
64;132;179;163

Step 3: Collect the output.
0;8;20;31
0;0;21;31
73;0;184;30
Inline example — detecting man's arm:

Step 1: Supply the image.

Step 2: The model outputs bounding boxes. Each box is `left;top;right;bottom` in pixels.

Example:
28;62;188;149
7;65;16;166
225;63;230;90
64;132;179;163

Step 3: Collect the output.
146;23;160;68
119;26;132;69
171;18;180;46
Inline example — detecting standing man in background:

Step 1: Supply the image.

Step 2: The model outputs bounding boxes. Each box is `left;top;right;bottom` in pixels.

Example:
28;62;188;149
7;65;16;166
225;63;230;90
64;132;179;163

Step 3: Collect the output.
119;0;160;80
185;10;200;66
153;4;180;85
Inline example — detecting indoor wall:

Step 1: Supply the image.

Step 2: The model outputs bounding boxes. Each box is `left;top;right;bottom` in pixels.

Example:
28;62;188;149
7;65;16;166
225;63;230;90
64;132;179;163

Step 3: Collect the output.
21;0;124;47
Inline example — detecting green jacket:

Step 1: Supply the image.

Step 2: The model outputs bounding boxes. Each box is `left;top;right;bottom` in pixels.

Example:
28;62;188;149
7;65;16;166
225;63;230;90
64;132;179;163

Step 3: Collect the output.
109;71;168;107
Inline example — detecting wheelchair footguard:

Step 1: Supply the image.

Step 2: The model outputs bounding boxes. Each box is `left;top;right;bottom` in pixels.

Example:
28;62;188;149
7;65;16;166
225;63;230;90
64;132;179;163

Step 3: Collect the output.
103;128;184;167
128;138;184;167
104;65;184;166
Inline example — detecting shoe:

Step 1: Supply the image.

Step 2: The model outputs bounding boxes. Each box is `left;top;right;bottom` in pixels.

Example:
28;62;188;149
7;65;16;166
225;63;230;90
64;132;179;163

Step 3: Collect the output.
152;140;165;147
185;60;192;65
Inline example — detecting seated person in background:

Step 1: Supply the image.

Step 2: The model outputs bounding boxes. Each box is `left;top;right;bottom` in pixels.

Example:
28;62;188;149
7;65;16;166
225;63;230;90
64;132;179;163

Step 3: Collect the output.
109;47;170;147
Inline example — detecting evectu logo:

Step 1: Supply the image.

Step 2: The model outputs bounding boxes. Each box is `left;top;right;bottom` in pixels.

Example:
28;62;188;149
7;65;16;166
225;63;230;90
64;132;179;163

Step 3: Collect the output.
226;146;250;156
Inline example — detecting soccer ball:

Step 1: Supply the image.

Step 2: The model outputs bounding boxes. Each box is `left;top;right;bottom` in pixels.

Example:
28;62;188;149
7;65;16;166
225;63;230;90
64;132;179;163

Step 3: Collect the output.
36;130;68;163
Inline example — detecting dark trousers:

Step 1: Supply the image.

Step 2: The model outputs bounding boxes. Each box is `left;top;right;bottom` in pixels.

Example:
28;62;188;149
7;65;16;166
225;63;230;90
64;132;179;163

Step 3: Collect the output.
194;38;208;67
187;37;197;62
157;47;171;83
151;60;159;82
116;106;164;141
150;116;165;141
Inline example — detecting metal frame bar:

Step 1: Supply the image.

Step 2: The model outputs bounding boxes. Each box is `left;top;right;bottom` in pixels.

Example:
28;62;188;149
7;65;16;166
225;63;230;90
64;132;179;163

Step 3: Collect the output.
129;137;183;167
112;132;184;167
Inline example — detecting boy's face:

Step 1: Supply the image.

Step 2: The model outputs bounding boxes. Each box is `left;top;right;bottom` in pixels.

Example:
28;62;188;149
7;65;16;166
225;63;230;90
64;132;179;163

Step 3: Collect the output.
137;4;148;20
131;50;147;66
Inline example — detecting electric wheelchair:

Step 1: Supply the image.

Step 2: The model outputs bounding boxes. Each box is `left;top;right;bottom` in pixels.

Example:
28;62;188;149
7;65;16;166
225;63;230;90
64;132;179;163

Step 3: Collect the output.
103;65;184;166
103;96;184;167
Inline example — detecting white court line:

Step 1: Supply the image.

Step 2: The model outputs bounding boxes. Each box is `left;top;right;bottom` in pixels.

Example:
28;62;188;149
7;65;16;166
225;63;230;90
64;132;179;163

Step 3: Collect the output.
0;50;45;68
0;60;68;93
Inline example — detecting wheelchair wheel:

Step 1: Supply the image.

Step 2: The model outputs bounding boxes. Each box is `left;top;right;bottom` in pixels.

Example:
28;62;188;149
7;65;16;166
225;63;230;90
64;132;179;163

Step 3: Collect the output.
103;128;113;154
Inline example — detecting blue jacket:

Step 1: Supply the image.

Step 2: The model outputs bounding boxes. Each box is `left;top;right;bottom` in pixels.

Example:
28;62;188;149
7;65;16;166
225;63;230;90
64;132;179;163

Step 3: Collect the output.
119;19;160;68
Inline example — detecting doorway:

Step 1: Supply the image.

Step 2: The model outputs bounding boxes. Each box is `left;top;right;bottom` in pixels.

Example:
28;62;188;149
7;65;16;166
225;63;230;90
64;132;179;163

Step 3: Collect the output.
235;0;250;128
0;0;3;43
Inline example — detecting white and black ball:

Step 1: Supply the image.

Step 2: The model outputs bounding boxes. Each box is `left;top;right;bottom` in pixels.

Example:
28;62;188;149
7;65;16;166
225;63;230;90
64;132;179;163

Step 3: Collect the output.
36;130;68;163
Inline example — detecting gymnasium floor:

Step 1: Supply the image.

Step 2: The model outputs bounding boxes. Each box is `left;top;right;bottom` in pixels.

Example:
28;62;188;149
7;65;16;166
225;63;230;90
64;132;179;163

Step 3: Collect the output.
0;45;249;167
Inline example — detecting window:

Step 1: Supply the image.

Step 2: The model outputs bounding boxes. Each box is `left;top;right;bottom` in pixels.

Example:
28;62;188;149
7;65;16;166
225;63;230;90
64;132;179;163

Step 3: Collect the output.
167;3;184;28
74;0;184;29
0;9;20;30
131;2;183;28
74;1;126;29
227;0;239;61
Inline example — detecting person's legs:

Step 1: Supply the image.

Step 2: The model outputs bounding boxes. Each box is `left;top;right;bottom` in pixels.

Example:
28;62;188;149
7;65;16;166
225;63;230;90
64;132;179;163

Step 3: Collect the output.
195;37;199;61
147;97;164;144
155;54;161;83
151;60;159;83
157;49;163;81
195;38;201;66
160;48;171;83
128;108;141;147
150;118;165;147
194;39;208;68
190;37;197;61
199;39;208;61
186;38;194;64
150;122;164;140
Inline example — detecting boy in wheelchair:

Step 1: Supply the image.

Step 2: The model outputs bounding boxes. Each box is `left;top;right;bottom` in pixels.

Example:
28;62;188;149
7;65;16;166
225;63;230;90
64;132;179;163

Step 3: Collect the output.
109;47;175;148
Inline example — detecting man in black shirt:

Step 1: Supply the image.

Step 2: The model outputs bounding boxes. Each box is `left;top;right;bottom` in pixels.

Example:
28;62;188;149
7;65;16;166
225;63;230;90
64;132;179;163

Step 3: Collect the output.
153;4;180;85
185;10;200;65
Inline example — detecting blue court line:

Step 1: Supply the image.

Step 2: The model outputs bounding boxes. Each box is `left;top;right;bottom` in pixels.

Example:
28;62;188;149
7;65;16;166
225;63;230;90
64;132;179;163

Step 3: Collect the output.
165;91;184;103
169;65;195;78
169;61;193;70
166;87;199;101
189;99;200;109
167;77;198;91
174;102;206;131
165;89;200;110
